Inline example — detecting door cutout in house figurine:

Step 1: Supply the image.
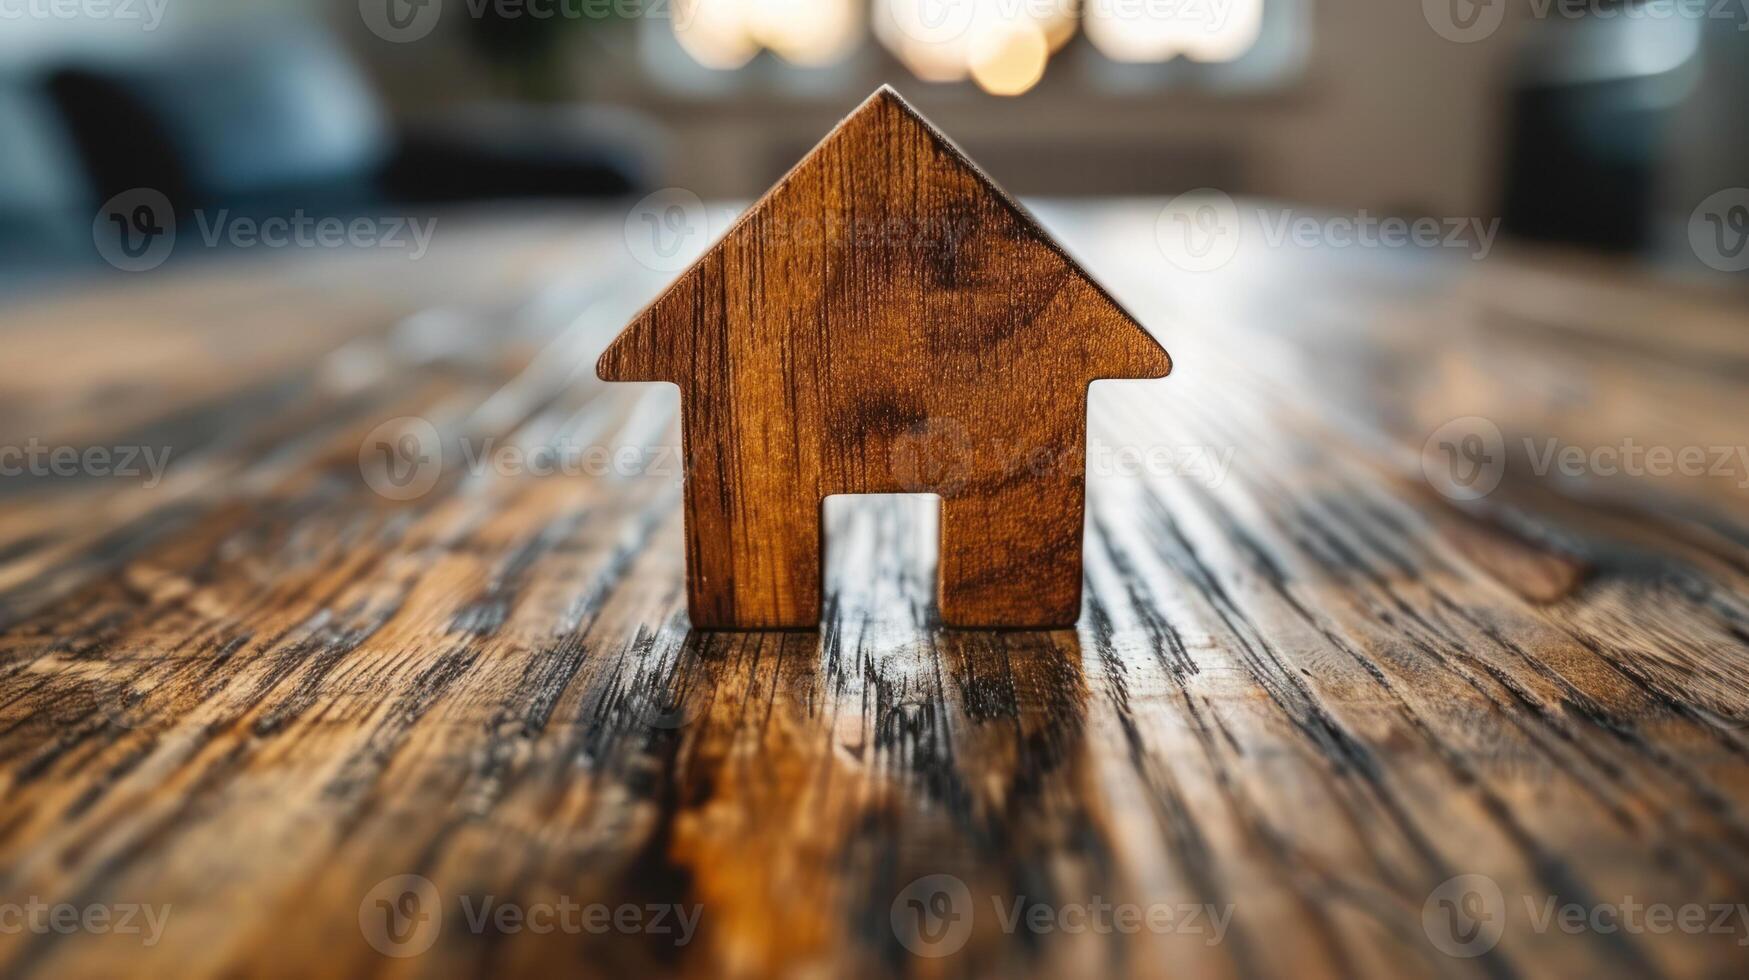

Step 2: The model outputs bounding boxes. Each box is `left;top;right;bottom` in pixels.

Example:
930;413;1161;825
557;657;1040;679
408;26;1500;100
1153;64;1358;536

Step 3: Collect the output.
822;494;941;625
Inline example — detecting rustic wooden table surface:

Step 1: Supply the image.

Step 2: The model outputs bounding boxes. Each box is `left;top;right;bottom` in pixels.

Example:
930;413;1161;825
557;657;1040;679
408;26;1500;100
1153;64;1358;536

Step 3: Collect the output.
2;201;1747;979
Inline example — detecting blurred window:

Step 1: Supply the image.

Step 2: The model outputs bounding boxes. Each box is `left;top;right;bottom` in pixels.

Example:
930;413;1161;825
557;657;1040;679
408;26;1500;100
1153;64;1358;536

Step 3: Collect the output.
639;0;1306;98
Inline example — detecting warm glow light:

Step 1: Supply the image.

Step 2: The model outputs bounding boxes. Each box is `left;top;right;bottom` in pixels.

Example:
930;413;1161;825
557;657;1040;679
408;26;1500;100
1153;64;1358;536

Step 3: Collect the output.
895;36;972;82
969;21;1048;96
674;0;760;69
750;0;863;67
873;0;971;81
676;0;1256;77
1085;0;1263;63
1030;0;1080;52
875;0;1071;88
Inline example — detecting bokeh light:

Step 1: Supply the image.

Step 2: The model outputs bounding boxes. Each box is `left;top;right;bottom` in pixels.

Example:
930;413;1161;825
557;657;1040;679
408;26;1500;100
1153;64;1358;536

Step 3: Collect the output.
873;0;1073;95
1085;0;1263;63
1035;0;1080;52
969;20;1049;97
673;0;761;70
673;0;1258;79
750;0;863;67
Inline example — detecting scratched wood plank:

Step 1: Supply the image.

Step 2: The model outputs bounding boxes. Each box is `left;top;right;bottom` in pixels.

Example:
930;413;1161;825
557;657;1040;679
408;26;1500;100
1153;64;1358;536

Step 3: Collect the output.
1;201;1747;980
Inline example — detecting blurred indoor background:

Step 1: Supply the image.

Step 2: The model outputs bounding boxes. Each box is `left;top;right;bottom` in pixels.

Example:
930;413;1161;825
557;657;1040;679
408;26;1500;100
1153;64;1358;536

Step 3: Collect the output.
1;0;1746;291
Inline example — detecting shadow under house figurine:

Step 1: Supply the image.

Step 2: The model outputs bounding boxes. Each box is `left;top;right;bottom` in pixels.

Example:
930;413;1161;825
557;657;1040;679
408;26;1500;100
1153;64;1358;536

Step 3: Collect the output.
598;86;1173;630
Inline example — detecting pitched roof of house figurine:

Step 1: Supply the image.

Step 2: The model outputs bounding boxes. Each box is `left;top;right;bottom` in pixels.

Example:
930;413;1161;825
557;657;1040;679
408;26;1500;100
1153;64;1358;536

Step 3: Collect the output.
598;85;1172;631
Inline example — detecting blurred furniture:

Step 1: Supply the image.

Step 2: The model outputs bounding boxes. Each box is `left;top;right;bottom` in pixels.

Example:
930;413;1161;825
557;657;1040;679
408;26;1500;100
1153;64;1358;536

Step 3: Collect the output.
0;26;658;285
3;201;1747;978
0;76;91;277
1662;17;1749;266
384;103;663;205
1499;14;1699;252
49;28;655;217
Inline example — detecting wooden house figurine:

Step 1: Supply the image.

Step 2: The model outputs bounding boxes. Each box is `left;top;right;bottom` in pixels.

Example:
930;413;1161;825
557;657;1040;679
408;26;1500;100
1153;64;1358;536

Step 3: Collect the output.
598;86;1172;630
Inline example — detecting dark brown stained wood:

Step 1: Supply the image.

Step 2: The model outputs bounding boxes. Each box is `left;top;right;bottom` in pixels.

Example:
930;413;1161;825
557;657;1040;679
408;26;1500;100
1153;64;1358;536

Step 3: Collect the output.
597;87;1172;630
2;201;1749;979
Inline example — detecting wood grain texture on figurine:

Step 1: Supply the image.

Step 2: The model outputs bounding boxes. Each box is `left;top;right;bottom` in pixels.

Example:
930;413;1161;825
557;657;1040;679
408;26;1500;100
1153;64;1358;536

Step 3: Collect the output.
598;86;1172;630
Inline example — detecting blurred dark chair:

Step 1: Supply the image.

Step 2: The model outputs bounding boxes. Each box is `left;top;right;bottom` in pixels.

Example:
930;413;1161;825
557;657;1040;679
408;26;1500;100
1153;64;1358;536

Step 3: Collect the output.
1499;14;1695;253
0;76;93;280
1499;78;1664;253
44;26;655;228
